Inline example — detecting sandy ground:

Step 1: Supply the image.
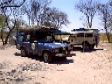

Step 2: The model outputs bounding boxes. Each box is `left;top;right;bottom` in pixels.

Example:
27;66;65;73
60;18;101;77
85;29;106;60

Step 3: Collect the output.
0;43;112;84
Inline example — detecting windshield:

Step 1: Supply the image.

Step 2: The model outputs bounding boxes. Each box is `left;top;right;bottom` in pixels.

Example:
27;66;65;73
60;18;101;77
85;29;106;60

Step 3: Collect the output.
46;36;53;42
22;33;68;43
37;35;55;43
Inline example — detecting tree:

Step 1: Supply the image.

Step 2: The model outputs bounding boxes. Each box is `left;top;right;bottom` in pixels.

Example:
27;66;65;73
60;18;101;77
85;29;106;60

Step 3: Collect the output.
31;0;51;26
107;0;112;32
0;0;26;45
40;7;69;28
23;0;69;29
97;2;112;42
22;0;51;27
75;0;97;28
22;2;32;26
109;0;112;6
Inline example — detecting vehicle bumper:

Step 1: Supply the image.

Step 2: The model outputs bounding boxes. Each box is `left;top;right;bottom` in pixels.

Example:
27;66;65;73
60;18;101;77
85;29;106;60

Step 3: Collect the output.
54;52;72;57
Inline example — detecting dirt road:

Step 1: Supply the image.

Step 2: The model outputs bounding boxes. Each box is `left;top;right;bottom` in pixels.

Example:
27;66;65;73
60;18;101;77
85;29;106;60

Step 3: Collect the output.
0;43;112;84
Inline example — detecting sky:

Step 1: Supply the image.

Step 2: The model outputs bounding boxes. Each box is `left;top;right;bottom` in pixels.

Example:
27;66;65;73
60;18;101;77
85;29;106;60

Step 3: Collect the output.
50;0;108;32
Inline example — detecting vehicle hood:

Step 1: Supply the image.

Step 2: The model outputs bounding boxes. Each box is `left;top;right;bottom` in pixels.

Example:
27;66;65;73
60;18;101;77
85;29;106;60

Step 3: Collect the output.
39;42;68;49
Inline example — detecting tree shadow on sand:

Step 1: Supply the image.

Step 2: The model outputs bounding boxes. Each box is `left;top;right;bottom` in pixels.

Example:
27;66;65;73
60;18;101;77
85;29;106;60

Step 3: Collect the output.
73;47;104;52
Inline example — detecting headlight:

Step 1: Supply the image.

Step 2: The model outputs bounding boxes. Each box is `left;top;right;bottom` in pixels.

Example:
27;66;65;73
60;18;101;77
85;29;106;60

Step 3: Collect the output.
31;43;35;50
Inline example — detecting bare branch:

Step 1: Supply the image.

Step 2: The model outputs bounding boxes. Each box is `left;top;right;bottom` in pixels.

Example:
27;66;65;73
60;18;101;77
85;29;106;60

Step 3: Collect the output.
0;0;12;7
75;0;97;28
1;0;26;8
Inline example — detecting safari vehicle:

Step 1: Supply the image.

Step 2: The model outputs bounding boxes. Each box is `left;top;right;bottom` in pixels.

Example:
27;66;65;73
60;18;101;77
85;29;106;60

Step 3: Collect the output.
16;28;72;63
69;28;99;50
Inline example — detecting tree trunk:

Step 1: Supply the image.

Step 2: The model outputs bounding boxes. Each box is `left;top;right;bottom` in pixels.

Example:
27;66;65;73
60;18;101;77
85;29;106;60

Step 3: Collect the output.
4;32;10;45
4;20;16;45
87;15;92;28
0;29;5;45
105;28;110;43
104;20;110;43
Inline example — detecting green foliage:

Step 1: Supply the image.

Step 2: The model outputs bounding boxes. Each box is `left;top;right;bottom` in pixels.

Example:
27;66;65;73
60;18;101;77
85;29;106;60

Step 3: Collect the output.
0;15;6;40
0;15;5;30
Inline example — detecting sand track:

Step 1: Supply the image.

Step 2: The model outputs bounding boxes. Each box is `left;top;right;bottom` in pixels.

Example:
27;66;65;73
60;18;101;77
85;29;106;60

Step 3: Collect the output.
0;43;112;84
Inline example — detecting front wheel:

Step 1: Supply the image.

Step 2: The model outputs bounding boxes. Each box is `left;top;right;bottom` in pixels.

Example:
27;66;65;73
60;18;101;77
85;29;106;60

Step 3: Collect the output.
21;48;27;57
43;52;52;63
61;57;67;60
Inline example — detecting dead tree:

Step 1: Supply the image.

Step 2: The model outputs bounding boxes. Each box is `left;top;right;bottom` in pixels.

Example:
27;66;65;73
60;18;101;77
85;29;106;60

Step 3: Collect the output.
41;7;69;28
97;3;111;42
75;0;97;28
0;0;26;45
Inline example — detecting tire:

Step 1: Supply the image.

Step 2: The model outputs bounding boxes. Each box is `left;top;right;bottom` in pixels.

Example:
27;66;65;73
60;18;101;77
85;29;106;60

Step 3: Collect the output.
61;57;67;60
82;42;90;51
21;48;27;57
90;44;94;50
43;52;52;63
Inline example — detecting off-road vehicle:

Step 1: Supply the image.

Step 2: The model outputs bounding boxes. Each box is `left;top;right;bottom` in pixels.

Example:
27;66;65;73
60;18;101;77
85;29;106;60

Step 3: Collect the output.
69;28;99;50
16;28;72;63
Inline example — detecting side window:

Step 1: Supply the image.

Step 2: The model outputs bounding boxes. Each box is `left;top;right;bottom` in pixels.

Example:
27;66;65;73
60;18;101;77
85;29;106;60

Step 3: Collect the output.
85;34;93;37
77;33;84;37
18;35;24;42
77;33;93;37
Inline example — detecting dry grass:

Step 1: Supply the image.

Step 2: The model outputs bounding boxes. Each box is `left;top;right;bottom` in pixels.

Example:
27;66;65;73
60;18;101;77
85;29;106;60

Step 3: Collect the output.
100;34;112;43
